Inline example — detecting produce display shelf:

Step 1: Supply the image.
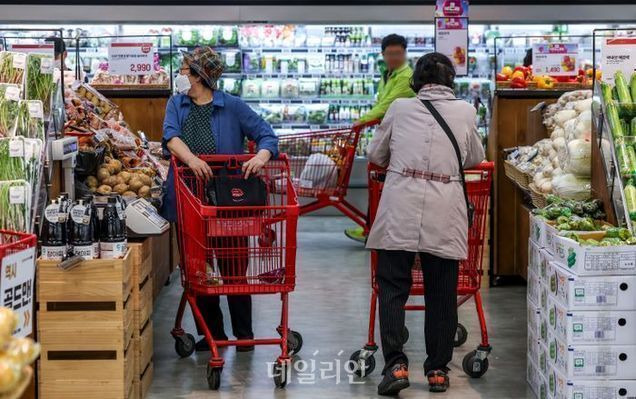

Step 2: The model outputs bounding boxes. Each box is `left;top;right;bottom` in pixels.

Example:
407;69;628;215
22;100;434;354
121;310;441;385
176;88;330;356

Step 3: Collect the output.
239;73;382;79
243;98;374;104
92;88;172;98
495;89;573;99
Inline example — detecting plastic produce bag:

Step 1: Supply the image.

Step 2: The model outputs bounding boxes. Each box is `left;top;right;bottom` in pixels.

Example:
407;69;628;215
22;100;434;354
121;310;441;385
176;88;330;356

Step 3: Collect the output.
563;139;591;176
552;173;591;201
299;153;337;190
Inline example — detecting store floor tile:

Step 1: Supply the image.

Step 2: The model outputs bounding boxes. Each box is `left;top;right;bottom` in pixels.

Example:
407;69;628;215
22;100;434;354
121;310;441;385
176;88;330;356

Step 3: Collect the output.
149;217;531;399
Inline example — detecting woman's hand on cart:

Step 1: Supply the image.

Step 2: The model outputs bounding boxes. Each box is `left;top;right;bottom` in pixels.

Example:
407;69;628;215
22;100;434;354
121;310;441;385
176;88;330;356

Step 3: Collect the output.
186;155;213;180
243;149;271;179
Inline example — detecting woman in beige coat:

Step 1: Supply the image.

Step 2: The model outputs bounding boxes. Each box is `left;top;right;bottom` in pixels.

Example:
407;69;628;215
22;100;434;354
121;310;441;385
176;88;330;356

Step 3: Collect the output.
366;53;485;395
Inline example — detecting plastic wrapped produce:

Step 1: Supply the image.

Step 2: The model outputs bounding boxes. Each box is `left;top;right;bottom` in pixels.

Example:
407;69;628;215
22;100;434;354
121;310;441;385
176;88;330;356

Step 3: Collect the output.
280;79;299;98
557;89;592;107
306;104;329;124
25;53;55;115
298;78;319;97
241;79;262;98
0;52;26;85
552;173;591;201
260;104;283;124
261;79;280;98
222;50;241;73
563;139;591;176
283;105;306;123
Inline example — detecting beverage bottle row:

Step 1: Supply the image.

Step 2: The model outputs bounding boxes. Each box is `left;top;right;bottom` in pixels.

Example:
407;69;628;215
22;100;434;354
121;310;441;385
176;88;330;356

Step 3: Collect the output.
325;26;372;47
40;194;127;261
318;78;374;97
327;104;372;122
325;54;375;74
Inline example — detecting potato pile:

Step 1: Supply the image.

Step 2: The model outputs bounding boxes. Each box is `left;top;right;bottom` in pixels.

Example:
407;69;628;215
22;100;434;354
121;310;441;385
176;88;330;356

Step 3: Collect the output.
0;307;40;394
85;157;153;198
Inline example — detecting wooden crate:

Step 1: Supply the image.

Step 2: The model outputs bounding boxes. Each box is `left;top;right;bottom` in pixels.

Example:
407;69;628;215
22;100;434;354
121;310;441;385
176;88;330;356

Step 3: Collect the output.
128;239;152;287
133;320;153;377
37;251;135;399
133;277;153;334
140;362;153;399
153;229;173;301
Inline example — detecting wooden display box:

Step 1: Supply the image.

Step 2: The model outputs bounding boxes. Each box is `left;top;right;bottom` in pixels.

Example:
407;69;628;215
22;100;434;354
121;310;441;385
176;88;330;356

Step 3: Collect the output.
133;320;153;377
133;277;153;334
132;362;154;399
128;239;152;288
37;252;135;399
152;229;173;301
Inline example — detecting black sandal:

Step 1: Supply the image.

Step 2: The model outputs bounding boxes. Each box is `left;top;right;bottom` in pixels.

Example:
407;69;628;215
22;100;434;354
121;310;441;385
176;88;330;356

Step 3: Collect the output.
426;369;449;393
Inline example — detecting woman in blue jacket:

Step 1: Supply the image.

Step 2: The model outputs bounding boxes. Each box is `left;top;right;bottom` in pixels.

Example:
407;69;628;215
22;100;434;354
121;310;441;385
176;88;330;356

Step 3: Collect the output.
161;47;278;352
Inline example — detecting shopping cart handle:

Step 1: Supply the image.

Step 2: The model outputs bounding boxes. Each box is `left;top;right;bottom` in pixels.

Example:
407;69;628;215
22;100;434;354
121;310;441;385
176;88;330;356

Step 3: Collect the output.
469;161;495;172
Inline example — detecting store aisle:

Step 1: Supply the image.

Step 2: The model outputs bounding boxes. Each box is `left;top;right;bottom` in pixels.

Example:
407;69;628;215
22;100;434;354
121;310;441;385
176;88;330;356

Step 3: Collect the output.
149;217;531;399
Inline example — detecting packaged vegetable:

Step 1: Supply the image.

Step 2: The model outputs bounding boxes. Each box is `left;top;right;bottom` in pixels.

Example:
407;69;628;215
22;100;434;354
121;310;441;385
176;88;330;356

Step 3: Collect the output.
15;100;44;141
0;88;19;137
551;173;591;201
283;105;306;123
298;78;319;97
222;50;241;73
260;104;283;124
554;110;577;127
306;103;329;124
241;79;262;98
614;70;633;116
25;53;55;116
0;52;26;86
280;79;299;98
261;79;280;98
563;139;591;176
625;181;636;221
573;98;593;113
0;180;31;231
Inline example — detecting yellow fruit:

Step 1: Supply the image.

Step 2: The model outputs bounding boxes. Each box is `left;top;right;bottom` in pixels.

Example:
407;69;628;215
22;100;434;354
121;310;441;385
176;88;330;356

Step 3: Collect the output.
511;70;525;80
502;66;513;78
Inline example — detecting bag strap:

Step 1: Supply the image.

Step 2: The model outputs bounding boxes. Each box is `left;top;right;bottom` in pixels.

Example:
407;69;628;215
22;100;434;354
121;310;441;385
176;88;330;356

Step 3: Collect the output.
420;99;470;210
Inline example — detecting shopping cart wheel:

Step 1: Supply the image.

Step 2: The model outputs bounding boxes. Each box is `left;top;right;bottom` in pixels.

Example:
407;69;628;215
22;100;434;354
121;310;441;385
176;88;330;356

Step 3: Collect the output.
207;365;222;390
174;333;196;358
454;323;468;347
287;330;304;356
348;350;376;377
272;360;289;388
462;350;489;378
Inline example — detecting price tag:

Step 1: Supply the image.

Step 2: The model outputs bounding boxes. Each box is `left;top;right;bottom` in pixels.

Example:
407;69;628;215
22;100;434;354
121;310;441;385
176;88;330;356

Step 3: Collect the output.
4;85;20;101
108;42;154;76
12;53;26;69
532;43;579;76
435;17;468;76
23;140;35;159
40;56;53;74
601;38;636;85
9;139;24;158
27;101;43;119
9;186;25;204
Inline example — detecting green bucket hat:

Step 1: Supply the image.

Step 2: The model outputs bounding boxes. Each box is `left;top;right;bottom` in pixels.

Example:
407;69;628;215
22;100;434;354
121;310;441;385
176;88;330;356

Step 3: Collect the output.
183;46;224;90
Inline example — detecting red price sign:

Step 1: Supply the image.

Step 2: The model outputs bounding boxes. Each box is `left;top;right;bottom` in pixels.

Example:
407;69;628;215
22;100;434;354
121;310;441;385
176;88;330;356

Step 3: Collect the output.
108;42;154;76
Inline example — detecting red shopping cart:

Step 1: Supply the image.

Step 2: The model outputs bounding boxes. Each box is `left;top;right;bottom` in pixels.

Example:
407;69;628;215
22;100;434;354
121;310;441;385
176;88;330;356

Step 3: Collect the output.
170;154;301;390
350;161;494;379
275;121;379;232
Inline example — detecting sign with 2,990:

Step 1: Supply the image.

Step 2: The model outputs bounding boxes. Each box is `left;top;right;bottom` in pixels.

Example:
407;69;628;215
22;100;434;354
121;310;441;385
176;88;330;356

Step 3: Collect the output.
108;42;154;76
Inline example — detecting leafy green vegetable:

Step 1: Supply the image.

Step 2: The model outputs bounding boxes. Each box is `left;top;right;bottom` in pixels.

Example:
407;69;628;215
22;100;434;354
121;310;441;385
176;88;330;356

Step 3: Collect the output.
615;70;633;117
0;52;26;85
25;54;55;116
15;100;44;141
0;180;29;231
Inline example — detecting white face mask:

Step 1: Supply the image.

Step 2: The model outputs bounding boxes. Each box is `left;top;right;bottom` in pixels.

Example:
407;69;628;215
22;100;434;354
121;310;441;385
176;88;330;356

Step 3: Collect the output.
174;73;192;95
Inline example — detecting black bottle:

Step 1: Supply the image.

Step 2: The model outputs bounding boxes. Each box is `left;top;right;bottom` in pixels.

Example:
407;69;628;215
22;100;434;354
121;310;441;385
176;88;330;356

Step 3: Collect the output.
40;199;67;260
99;197;127;259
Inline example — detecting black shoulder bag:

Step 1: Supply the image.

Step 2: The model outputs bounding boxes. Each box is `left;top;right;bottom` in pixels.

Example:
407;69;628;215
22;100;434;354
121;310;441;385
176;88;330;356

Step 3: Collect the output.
420;99;474;227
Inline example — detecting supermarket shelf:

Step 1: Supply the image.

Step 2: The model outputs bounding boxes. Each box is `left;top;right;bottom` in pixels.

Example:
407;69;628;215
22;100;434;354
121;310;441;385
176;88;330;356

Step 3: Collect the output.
244;98;374;104
495;89;571;99
238;73;381;79
92;87;172;98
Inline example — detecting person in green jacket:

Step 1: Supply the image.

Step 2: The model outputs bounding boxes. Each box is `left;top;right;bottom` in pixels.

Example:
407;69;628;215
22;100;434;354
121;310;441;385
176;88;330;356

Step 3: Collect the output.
346;34;416;243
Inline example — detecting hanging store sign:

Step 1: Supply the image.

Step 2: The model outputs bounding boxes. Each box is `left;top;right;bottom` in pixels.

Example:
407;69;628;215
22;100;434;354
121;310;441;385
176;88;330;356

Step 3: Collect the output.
108;42;154;76
8;43;54;56
601;37;636;85
532;43;579;76
435;17;469;76
435;0;469;17
1;246;36;338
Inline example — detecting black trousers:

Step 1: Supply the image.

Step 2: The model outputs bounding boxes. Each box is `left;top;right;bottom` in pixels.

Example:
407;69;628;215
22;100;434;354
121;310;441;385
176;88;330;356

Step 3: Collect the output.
377;250;459;374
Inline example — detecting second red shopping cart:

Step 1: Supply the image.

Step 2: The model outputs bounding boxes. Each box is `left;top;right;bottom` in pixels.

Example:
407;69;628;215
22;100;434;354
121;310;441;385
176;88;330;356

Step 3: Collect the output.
170;154;300;390
350;161;495;379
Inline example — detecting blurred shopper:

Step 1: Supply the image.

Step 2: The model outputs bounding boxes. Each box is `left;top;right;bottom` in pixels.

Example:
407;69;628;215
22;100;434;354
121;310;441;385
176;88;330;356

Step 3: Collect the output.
161;47;278;352
365;52;484;395
344;33;415;243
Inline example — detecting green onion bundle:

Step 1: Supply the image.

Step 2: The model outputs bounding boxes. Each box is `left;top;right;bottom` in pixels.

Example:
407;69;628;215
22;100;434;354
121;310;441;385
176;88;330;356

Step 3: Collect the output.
0;180;29;231
0;52;26;85
15;100;45;141
0;95;19;137
25;53;55;116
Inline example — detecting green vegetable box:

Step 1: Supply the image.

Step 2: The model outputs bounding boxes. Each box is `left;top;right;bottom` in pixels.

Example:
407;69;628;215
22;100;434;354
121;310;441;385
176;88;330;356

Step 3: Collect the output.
527;268;545;313
547;261;636;311
547;331;636;379
547;295;636;345
547;365;636;399
527;325;548;377
527;355;547;399
527;304;548;347
552;233;636;276
530;214;608;256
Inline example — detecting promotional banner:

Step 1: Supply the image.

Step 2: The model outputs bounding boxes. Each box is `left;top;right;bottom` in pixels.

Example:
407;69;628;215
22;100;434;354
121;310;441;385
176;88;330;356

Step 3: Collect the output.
532;43;579;76
8;43;54;56
108;42;154;76
1;246;36;337
601;37;636;84
435;0;469;17
435;17;468;76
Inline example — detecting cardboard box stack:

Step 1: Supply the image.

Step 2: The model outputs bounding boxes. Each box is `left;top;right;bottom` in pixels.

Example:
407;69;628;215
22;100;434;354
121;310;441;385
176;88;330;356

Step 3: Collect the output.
528;214;636;398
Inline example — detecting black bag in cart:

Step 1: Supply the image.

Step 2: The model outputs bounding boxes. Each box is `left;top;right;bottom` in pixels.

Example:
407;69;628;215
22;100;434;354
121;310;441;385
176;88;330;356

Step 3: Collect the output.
206;168;268;207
